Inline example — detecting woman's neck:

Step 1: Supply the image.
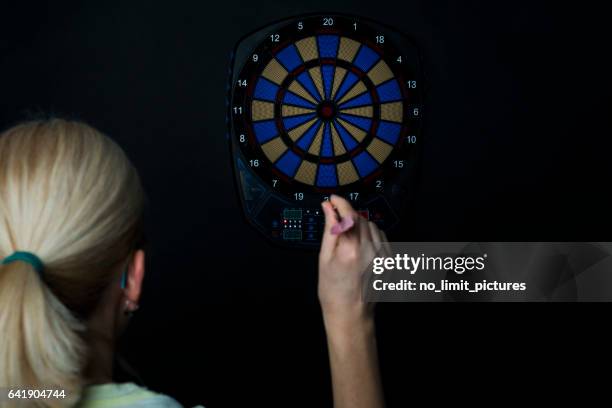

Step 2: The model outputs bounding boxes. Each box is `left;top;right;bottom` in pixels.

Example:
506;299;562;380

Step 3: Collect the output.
84;328;115;385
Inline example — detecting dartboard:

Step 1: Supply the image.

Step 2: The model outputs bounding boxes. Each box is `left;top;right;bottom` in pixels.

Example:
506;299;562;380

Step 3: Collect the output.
229;14;423;246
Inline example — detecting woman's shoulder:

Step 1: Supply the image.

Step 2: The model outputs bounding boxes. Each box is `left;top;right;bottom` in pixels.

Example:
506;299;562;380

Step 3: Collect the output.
78;382;203;408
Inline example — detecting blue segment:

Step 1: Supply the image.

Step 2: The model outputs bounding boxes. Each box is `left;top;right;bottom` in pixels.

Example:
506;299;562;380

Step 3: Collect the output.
353;151;379;177
333;121;358;151
252;120;278;143
254;78;279;102
376;79;402;102
317;35;339;58
333;72;359;102
276;45;302;71
316;164;338;187
283;91;317;108
338;114;372;131
321;65;335;100
296;121;322;151
297;72;322;101
339;92;372;109
376;121;401;145
283;113;316;130
275;150;301;176
353;45;380;72
321;123;334;157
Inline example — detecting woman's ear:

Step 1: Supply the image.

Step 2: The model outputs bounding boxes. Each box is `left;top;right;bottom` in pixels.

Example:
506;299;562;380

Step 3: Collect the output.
125;249;145;304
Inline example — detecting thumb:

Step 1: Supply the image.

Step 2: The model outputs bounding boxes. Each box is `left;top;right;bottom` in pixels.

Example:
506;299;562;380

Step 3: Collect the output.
319;200;339;260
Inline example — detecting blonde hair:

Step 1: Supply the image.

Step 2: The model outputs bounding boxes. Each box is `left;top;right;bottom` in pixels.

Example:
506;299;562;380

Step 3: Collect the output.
0;119;145;406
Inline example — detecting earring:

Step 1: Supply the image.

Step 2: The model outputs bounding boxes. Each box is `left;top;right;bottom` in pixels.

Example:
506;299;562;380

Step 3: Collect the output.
123;300;140;317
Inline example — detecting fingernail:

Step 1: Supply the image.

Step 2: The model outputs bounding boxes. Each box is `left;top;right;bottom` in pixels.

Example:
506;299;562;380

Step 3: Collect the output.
331;216;355;235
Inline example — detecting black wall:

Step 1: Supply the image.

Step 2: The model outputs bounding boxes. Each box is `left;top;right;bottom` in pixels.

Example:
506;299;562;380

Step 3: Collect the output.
1;1;610;406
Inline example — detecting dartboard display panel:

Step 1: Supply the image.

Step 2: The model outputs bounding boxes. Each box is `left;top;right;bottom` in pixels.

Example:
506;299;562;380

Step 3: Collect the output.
228;14;423;247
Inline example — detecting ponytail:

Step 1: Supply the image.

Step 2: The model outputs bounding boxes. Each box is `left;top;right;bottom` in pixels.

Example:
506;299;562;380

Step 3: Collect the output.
0;261;85;406
0;119;145;407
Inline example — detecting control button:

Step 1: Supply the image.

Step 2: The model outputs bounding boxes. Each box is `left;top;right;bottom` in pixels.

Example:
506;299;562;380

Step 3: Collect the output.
283;229;303;240
283;208;303;220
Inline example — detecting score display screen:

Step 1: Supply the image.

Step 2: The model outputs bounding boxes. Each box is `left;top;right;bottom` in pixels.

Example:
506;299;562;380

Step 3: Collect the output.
228;14;423;247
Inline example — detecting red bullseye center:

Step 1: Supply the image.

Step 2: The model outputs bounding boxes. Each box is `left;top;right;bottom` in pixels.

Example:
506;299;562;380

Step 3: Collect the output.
318;101;336;120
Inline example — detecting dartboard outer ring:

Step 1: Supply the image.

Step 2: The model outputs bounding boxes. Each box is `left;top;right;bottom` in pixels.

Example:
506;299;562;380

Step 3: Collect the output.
230;13;423;200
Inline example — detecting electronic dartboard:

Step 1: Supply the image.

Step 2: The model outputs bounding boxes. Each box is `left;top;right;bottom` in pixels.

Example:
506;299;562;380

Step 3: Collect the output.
228;14;423;247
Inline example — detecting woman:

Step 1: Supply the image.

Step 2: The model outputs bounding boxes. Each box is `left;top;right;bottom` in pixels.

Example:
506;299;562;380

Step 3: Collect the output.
0;119;384;408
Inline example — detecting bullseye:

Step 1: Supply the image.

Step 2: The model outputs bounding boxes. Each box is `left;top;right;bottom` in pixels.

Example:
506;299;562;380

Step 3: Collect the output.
318;101;336;121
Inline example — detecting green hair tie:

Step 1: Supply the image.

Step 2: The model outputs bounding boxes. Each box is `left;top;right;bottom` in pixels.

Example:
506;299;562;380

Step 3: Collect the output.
2;251;45;276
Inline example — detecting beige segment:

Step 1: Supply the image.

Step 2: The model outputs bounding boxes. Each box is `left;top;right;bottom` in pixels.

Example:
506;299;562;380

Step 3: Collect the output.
367;138;394;163
337;81;367;105
337;161;359;185
336;118;367;142
295;36;318;62
282;105;315;117
261;58;288;85
331;67;348;100
308;67;325;100
294;160;317;185
380;101;404;123
288;80;318;104
308;123;325;155
340;106;373;118
330;124;346;155
367;60;394;85
337;37;361;62
288;117;318;141
261;137;288;163
251;100;275;121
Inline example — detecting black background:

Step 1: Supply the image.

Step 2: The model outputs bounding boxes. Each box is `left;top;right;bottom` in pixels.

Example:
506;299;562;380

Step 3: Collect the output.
1;1;611;406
